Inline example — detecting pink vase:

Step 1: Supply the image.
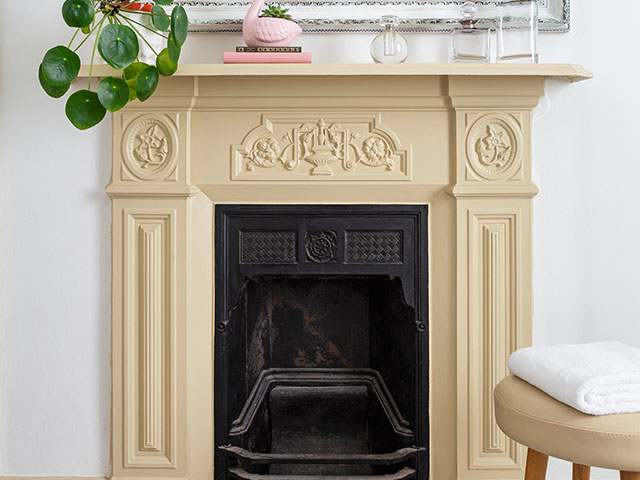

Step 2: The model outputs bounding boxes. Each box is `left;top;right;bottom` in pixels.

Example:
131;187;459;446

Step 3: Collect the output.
242;0;302;47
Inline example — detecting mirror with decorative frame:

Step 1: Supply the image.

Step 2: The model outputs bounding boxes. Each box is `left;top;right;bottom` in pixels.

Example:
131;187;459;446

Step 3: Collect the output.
178;0;568;33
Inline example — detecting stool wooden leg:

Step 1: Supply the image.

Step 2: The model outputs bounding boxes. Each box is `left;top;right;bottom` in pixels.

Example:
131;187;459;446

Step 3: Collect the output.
573;464;590;480
524;448;549;480
620;472;640;480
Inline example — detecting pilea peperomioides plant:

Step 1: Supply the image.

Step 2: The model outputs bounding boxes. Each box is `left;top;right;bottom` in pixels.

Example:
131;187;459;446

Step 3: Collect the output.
260;4;293;20
39;0;188;130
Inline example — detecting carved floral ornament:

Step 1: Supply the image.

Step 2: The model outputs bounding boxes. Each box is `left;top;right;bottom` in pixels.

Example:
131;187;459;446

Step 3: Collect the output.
233;117;410;179
465;114;523;181
305;230;338;263
122;115;179;181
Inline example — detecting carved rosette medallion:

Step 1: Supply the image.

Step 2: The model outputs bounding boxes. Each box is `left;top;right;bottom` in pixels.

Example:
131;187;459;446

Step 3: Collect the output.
122;115;179;181
466;114;522;181
305;230;338;263
232;115;411;181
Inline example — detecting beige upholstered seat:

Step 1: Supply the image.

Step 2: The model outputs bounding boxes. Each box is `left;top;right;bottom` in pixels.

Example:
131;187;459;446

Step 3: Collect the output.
494;375;640;473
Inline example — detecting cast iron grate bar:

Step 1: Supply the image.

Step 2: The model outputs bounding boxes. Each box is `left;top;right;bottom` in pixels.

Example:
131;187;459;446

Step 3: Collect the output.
220;446;423;466
230;368;413;438
228;466;416;480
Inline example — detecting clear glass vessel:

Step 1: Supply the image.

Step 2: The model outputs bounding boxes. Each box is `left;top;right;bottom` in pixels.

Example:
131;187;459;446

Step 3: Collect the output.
370;15;409;64
449;2;489;63
497;0;539;63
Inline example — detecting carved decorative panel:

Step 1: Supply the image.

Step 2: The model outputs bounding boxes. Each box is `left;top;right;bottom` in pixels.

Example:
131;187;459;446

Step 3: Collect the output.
231;114;412;181
345;230;403;264
305;230;338;263
467;211;523;470
465;113;523;182
123;210;176;468
240;230;298;264
122;114;179;182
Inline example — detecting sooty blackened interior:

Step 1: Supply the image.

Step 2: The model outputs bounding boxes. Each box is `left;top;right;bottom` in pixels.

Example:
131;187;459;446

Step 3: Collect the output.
248;277;373;372
215;206;428;480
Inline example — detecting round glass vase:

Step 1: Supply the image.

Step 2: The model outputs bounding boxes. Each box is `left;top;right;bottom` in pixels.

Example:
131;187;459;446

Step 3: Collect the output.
370;15;409;64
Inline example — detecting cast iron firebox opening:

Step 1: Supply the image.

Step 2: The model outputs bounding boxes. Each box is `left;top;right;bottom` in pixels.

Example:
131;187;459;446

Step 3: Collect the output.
215;205;429;480
228;276;415;471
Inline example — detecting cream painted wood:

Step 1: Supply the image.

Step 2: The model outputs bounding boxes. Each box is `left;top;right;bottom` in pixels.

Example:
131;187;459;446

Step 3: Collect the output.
449;76;540;479
230;114;412;181
99;64;591;480
80;63;593;82
0;478;105;480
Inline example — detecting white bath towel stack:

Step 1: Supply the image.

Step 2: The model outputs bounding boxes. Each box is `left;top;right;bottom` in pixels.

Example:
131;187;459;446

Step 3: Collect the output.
508;342;640;415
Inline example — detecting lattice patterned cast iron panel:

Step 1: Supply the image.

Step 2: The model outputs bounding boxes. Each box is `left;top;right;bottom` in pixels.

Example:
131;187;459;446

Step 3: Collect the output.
345;230;403;264
240;231;298;264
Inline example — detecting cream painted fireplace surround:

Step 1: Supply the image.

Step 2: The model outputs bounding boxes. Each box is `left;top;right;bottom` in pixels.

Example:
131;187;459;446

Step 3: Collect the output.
101;63;591;480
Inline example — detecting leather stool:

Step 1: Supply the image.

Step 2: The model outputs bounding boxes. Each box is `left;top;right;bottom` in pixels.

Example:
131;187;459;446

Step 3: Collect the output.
494;375;640;480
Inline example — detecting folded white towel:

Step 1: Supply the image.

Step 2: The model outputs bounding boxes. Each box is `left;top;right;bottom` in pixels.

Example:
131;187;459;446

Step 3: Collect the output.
508;342;640;415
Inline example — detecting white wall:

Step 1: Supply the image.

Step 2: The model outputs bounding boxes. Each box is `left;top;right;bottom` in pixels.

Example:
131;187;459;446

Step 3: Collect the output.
1;0;639;477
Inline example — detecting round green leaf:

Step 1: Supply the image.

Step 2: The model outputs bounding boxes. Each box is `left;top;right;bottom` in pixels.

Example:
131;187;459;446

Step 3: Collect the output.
38;63;70;98
65;90;107;130
123;62;149;82
122;62;149;101
156;48;178;76
170;5;188;47
98;24;139;70
42;46;81;86
127;84;137;101
154;0;173;5
62;0;95;28
135;65;159;102
151;5;170;31
97;77;130;112
167;32;181;63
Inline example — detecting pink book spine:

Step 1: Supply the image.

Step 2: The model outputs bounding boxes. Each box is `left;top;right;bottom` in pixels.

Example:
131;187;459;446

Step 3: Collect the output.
223;52;312;63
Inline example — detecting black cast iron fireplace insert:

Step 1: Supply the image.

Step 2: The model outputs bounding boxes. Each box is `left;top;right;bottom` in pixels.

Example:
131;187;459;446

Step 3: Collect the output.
215;205;429;480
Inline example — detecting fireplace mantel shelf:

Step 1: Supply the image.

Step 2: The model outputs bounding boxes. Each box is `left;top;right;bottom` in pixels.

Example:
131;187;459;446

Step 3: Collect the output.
80;62;592;82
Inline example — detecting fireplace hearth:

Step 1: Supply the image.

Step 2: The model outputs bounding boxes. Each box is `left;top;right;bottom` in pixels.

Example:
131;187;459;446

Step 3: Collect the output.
215;205;429;480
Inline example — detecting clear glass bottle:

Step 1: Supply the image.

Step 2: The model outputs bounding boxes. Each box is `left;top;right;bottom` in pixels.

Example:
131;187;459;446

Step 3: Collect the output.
370;15;409;64
497;0;539;63
449;2;489;63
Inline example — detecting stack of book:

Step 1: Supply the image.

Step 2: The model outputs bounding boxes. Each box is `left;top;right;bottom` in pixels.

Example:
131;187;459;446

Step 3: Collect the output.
223;46;312;64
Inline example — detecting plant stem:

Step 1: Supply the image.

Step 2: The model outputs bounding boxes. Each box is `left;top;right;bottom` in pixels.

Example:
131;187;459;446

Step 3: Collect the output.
88;15;106;90
120;13;169;39
119;9;154;16
119;14;160;55
73;14;106;52
67;28;81;48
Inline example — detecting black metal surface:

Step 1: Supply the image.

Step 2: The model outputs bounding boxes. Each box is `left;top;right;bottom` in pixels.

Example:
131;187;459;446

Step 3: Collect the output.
345;231;403;264
228;466;417;480
228;369;413;438
215;205;429;480
220;446;424;466
305;231;339;264
241;231;298;264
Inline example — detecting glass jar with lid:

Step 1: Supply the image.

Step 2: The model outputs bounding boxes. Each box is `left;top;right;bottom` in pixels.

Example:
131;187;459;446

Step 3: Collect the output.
449;2;490;63
370;15;409;64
